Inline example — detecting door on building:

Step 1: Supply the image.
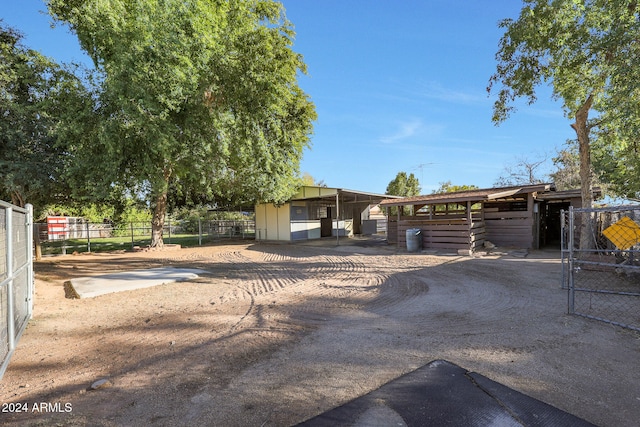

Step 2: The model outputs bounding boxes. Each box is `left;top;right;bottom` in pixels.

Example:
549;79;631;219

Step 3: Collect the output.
321;207;333;237
542;202;570;247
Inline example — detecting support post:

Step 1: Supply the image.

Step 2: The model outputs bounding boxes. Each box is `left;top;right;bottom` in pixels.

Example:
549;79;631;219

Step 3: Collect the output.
26;204;34;316
567;206;575;314
397;204;401;250
336;192;340;246
561;209;567;289
467;200;473;254
86;221;91;253
6;205;14;352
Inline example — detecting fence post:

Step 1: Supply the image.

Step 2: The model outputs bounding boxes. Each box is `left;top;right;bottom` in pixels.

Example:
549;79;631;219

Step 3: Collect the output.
26;204;34;316
131;222;134;250
86;221;91;253
198;218;202;246
561;209;567;289
33;222;42;261
5;205;15;352
567;206;575;315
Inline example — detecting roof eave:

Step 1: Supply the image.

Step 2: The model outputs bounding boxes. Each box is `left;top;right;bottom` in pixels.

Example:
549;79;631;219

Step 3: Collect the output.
379;183;555;207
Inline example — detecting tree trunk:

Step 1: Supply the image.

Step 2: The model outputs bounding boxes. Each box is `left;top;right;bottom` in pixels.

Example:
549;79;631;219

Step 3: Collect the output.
33;223;42;261
150;191;167;248
11;190;25;208
150;169;171;248
570;94;595;250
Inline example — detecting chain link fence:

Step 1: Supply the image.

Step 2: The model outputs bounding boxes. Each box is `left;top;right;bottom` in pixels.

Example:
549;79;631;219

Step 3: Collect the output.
36;219;256;255
562;205;640;331
0;201;34;380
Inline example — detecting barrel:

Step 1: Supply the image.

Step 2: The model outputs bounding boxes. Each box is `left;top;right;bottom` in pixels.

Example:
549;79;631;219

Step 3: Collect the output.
406;228;422;252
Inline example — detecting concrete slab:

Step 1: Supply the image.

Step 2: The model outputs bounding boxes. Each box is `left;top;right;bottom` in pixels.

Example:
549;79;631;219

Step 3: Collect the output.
65;267;207;298
297;360;596;427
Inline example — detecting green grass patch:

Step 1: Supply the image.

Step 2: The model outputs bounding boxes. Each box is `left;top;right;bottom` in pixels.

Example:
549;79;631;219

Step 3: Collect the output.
41;233;255;255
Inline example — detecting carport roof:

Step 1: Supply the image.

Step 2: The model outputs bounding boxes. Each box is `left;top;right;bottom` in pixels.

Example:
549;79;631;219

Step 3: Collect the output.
379;183;555;207
290;186;402;204
535;187;602;201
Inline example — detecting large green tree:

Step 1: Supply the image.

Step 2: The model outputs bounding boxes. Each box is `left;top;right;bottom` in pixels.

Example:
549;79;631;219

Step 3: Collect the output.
488;0;640;248
591;112;640;200
385;172;420;216
0;22;87;209
48;0;316;247
433;181;479;194
385;172;421;197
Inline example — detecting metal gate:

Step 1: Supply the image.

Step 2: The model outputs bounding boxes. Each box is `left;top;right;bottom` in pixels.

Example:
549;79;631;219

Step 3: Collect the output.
562;205;640;331
0;201;34;379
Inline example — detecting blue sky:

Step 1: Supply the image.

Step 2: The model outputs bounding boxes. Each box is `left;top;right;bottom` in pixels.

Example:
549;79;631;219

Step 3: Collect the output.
1;1;573;195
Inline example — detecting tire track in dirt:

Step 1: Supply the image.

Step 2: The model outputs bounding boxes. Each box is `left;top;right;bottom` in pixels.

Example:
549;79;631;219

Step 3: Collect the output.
8;246;636;427
218;251;304;296
366;257;549;332
183;247;440;333
228;288;255;333
207;249;309;333
202;248;376;327
187;247;444;325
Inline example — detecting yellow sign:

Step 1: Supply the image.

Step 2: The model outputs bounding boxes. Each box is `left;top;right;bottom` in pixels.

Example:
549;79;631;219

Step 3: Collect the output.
602;216;640;250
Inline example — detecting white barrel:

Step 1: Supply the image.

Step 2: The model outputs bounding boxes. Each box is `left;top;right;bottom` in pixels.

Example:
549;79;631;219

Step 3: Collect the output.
406;228;422;252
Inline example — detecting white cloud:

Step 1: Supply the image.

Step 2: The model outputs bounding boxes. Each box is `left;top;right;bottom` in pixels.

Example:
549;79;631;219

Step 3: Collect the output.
419;81;487;105
379;119;423;144
379;119;443;144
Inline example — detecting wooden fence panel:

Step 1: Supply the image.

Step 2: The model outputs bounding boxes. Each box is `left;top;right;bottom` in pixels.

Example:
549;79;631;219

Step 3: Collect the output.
387;220;398;244
485;217;533;248
484;211;531;219
394;219;486;252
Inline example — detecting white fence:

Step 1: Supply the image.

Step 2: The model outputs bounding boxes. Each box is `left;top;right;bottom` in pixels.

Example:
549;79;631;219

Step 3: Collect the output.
0;201;34;380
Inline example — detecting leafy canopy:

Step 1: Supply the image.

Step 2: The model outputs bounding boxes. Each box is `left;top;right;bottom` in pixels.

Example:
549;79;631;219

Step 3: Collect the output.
433;181;479;194
488;0;640;227
48;0;316;245
0;22;87;209
489;0;640;124
385;172;421;197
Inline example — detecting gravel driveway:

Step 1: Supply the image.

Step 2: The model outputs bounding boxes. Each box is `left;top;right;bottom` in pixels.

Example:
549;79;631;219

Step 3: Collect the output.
1;242;638;426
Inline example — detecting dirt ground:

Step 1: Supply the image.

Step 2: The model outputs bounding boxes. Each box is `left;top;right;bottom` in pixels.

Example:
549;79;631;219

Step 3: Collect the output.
1;240;639;426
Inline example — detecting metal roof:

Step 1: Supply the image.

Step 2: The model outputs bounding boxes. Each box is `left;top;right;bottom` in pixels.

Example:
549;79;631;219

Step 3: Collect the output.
535;187;602;201
379;183;555;207
291;186;402;204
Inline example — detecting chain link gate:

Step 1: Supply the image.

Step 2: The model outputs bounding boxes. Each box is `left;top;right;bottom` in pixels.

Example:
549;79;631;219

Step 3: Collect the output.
562;205;640;331
0;201;34;379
